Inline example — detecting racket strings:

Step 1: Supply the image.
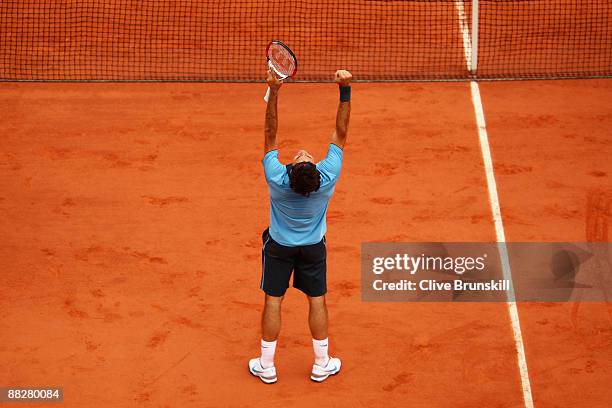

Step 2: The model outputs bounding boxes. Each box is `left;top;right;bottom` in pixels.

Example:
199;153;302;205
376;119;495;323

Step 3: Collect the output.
267;44;296;78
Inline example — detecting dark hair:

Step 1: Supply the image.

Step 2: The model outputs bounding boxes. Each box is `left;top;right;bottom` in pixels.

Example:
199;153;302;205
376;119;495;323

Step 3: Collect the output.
288;162;321;197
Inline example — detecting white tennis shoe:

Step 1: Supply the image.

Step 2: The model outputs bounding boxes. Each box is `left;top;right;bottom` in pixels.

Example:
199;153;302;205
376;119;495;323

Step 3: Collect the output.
310;356;341;382
248;358;277;384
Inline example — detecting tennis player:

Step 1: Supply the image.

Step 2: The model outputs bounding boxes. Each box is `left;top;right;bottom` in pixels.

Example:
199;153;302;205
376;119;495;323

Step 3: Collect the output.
249;69;352;384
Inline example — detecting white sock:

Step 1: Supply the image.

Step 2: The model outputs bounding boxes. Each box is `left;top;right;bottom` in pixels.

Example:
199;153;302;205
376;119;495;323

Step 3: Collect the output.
312;338;329;367
260;339;277;368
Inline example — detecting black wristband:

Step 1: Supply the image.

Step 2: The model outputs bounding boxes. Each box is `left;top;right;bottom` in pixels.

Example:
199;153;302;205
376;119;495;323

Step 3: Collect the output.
339;85;351;102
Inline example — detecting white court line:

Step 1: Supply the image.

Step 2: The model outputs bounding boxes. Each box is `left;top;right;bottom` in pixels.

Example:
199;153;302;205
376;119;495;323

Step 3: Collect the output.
454;0;472;70
454;2;535;407
470;83;535;408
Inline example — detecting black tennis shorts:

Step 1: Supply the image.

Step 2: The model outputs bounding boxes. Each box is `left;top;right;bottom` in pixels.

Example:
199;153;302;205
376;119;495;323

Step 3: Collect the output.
260;228;327;297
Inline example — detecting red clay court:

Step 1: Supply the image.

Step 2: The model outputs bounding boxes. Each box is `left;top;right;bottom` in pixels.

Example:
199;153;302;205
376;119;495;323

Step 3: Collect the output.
1;1;611;407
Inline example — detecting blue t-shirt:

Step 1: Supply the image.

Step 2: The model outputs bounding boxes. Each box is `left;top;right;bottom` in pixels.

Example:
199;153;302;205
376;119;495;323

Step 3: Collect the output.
263;144;343;246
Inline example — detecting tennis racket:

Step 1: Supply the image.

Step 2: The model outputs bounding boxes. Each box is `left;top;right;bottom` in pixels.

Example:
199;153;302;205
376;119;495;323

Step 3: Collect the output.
264;40;298;103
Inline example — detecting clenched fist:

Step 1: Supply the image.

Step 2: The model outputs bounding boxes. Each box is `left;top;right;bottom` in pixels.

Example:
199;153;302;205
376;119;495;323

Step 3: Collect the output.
334;70;353;86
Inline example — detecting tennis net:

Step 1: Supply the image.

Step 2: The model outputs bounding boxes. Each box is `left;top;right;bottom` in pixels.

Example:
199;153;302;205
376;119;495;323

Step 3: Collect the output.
1;1;610;81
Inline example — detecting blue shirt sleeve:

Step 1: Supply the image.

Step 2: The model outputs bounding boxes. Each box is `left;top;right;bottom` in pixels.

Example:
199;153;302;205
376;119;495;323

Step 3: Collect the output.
317;144;343;184
262;150;286;185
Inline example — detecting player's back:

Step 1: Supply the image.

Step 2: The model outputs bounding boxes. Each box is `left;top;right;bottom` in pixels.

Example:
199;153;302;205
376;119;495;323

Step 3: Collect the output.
263;144;343;246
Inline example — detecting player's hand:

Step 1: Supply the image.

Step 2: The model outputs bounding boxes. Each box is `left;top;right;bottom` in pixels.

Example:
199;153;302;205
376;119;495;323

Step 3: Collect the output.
267;69;283;91
334;70;353;86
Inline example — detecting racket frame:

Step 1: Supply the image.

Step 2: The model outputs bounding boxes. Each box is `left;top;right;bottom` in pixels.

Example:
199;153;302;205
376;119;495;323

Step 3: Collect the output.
266;40;298;79
264;40;297;103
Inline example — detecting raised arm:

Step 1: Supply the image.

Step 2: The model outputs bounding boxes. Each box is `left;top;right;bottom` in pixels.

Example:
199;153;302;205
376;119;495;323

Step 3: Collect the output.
330;70;353;149
264;70;283;154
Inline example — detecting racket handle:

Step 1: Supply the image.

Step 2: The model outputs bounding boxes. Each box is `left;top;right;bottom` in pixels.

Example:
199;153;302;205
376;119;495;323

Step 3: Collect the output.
263;86;271;103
